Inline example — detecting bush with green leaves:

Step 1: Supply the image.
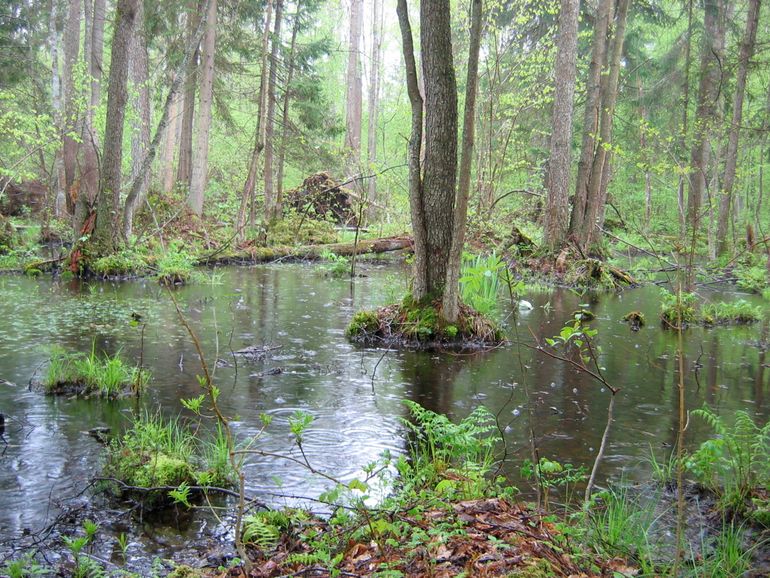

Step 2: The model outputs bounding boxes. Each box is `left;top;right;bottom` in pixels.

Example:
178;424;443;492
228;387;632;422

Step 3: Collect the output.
659;289;697;328
319;249;350;278
44;345;148;398
155;241;196;285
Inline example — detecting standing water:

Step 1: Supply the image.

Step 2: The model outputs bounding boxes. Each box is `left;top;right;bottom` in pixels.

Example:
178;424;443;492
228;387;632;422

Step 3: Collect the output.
0;263;767;561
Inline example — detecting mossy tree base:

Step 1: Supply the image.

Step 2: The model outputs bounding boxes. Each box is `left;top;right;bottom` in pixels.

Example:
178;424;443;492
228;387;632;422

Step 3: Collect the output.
346;297;505;350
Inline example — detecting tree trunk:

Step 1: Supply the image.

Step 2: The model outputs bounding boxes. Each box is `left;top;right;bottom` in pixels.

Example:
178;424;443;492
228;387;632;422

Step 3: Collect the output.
62;0;81;215
49;0;66;218
569;0;612;240
716;0;761;256
677;0;694;237
161;86;180;193
176;1;202;189
188;0;217;216
543;0;579;252
263;0;283;222
345;0;363;182
420;0;457;296
581;0;629;251
75;0;105;235
275;3;302;220
443;0;482;322
396;0;428;299
124;0;151;237
687;0;725;240
366;0;383;222
93;0;138;253
235;0;272;238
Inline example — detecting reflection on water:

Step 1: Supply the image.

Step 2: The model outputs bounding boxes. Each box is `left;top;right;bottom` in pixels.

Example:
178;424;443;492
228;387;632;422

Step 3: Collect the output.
0;264;768;551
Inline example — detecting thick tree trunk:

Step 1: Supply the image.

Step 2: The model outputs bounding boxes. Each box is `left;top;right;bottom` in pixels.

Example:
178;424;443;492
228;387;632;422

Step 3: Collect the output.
581;0;629;251
687;0;725;240
93;0;138;252
176;2;202;189
569;0;612;240
263;0;283;222
275;4;301;220
716;0;761;256
62;0;81;214
420;0;457;296
443;0;482;322
366;0;383;222
345;0;363;182
543;0;579;252
236;0;272;238
396;0;428;299
124;0;152;237
49;0;66;218
188;0;217;216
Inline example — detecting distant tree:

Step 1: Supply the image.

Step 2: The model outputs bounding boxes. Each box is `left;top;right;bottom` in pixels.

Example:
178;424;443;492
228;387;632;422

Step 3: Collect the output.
345;0;363;181
263;0;284;222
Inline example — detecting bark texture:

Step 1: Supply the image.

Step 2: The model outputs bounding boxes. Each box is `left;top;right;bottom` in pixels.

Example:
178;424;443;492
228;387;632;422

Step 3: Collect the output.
263;0;283;222
177;1;202;188
543;0;579;252
345;0;363;176
62;0;81;214
366;0;383;222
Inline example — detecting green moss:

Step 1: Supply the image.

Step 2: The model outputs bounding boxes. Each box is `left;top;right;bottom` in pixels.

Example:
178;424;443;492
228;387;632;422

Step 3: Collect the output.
166;565;203;578
622;311;645;327
268;209;337;246
345;310;380;337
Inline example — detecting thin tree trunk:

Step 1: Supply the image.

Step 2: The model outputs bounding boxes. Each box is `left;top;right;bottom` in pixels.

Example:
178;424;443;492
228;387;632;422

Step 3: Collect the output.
93;0;139;252
124;0;151;237
161;85;180;193
638;75;652;228
677;0;694;237
443;0;482;322
396;0;428;299
275;3;302;218
236;0;272;238
716;0;761;256
49;0;66;218
687;0;725;240
188;0;217;216
62;0;81;214
543;0;579;252
569;0;612;240
366;0;383;222
345;0;363;185
263;0;283;222
582;0;629;251
176;1;202;189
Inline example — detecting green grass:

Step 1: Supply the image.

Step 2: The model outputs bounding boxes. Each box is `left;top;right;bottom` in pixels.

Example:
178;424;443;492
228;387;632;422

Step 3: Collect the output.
155;241;196;285
92;246;148;277
44;345;148;398
700;300;763;325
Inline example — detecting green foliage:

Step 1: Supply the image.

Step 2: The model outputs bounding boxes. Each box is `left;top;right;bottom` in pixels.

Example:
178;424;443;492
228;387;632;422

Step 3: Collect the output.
2;553;49;578
734;260;768;294
700;300;762;325
345;310;380;337
268;209;337;246
460;251;504;317
104;411;234;502
686;406;770;515
91;247;148;277
242;510;291;551
521;457;587;511
155;241;196;285
319;249;349;278
43;345;148;398
659;289;697;328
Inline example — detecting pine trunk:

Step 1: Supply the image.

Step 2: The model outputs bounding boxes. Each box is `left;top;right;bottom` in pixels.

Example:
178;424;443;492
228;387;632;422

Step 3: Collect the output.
263;0;283;222
176;1;202;189
62;0;81;215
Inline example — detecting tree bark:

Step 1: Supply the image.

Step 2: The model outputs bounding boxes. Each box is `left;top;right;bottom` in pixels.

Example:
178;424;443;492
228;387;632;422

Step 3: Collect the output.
62;0;81;215
366;0;383;222
49;0;66;218
161;86;181;193
275;3;302;220
93;0;138;252
716;0;761;256
124;0;152;237
687;0;725;240
345;0;363;182
188;0;217;216
677;0;694;238
420;0;457;296
443;0;482;322
236;0;272;238
581;0;629;251
263;0;283;222
396;0;428;299
568;0;612;240
543;0;579;252
176;1;202;189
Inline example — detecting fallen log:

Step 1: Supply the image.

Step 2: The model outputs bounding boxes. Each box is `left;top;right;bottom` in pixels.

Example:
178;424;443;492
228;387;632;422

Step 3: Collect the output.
198;235;413;265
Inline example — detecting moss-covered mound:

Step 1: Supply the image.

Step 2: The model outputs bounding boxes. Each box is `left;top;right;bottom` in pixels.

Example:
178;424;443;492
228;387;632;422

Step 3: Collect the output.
346;296;505;350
